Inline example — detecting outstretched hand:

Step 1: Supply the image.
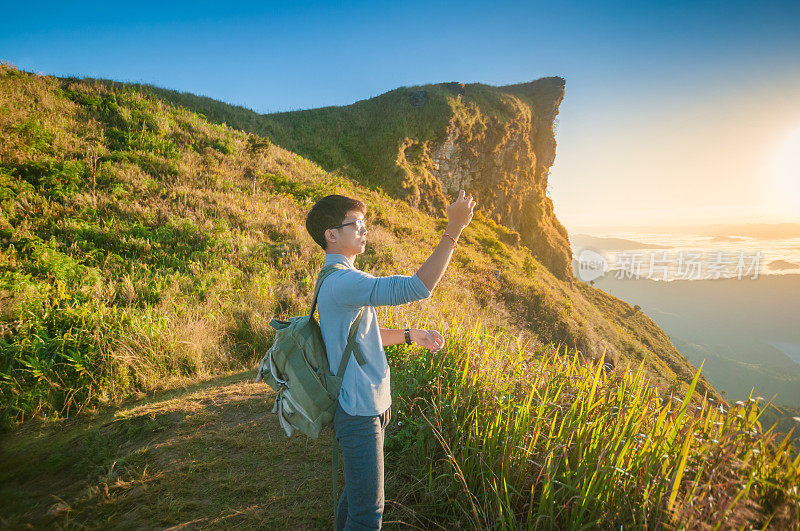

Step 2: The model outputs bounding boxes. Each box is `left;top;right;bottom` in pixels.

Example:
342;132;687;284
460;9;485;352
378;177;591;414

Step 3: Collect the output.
446;189;476;230
411;329;445;352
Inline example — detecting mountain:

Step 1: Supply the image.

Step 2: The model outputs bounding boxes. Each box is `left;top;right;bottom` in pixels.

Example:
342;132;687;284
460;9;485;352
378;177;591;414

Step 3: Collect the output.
767;259;800;271
270;78;573;282
700;223;800;240
592;274;800;407
570;233;670;251
0;63;719;429
90;76;574;281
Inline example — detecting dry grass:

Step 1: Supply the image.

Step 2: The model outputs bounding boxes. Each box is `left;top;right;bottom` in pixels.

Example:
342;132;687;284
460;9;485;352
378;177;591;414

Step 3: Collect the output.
0;371;341;529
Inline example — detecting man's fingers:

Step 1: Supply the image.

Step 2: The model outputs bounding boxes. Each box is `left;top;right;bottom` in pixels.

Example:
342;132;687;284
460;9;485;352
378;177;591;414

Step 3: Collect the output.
431;332;444;348
426;330;445;350
454;190;477;203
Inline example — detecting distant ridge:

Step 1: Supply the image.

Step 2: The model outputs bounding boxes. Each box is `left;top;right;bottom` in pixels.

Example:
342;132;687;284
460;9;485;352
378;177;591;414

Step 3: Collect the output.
570;234;670;251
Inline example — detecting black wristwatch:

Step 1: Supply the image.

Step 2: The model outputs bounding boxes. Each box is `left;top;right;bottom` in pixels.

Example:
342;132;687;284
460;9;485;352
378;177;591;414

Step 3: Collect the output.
404;328;412;345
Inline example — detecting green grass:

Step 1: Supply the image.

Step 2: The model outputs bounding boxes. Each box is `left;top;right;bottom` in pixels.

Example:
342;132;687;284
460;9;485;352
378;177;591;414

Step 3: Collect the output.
385;317;800;528
3;61;799;527
2;320;797;528
1;62;722;432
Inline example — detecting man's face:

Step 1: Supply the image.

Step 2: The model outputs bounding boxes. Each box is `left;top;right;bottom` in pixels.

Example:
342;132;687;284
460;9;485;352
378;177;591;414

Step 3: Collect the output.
327;209;367;254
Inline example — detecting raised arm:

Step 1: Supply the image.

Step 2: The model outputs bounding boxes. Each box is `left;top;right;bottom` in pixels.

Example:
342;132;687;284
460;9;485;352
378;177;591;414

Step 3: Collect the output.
415;190;476;291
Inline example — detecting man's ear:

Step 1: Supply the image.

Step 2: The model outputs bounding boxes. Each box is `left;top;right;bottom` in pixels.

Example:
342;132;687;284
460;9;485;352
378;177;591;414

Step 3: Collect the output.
324;228;337;246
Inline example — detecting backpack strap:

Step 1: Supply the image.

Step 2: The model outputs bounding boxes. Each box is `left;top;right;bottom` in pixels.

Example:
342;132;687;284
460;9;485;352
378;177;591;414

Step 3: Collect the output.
338;307;365;373
311;263;367;368
309;263;343;317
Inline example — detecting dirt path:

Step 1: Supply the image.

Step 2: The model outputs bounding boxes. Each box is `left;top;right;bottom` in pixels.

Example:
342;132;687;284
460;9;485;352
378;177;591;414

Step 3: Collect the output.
1;371;349;529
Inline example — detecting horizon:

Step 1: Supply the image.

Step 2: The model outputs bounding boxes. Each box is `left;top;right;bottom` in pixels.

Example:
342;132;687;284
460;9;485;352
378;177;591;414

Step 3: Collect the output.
566;220;800;234
4;0;799;229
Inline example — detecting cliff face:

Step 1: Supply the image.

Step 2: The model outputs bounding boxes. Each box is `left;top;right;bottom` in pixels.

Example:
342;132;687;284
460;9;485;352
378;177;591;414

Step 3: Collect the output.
395;78;572;280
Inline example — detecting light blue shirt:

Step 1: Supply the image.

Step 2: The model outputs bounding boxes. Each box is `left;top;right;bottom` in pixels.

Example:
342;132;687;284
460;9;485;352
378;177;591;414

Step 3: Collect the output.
317;253;431;416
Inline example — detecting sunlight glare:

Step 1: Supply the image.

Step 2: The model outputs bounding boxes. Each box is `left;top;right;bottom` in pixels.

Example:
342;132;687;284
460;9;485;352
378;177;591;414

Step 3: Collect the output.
769;125;800;217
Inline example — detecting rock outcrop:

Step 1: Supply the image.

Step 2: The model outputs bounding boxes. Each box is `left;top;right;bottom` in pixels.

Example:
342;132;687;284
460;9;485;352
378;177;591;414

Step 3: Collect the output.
394;78;572;280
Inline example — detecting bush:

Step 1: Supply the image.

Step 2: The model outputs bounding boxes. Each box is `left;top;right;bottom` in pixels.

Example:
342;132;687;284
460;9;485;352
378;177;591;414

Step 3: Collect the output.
13;117;56;155
1;160;87;200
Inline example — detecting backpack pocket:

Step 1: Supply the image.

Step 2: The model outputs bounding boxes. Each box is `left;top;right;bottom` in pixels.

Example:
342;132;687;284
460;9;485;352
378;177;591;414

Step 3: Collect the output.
269;318;292;331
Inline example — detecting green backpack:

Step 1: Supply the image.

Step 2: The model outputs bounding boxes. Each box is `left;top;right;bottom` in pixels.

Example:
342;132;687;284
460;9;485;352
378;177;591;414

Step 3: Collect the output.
255;262;366;518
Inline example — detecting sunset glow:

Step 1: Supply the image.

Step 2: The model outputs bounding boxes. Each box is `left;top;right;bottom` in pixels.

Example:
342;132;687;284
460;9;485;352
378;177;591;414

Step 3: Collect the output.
769;125;800;217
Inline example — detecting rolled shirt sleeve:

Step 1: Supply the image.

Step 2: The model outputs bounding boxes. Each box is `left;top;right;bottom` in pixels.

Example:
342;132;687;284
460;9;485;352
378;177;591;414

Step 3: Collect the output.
330;269;431;308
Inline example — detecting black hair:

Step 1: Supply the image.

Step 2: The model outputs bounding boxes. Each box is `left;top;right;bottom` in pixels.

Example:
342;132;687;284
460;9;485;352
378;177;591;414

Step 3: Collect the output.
305;194;367;250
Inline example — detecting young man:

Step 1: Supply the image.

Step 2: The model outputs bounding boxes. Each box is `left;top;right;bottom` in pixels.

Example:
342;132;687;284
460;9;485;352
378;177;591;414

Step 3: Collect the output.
305;190;475;530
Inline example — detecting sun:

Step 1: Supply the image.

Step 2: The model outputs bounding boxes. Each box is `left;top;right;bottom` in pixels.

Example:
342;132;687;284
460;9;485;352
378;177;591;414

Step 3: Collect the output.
769;125;800;218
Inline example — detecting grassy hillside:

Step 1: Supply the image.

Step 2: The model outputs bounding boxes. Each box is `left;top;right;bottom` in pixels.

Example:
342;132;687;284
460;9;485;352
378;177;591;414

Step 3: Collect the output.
102;78;566;196
90;76;576;281
76;76;723;398
2;62;798;527
3;322;799;528
0;62;722;429
76;77;456;195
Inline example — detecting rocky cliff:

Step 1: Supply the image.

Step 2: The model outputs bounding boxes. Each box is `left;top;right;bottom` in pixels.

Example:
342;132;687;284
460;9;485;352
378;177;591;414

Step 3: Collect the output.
394;78;571;281
257;78;573;279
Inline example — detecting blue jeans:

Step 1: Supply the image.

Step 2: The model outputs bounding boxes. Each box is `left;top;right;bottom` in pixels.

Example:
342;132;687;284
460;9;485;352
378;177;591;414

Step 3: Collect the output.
334;402;392;530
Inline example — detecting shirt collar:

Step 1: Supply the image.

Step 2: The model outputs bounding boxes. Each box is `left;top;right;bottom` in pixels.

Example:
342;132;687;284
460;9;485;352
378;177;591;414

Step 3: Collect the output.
324;253;356;270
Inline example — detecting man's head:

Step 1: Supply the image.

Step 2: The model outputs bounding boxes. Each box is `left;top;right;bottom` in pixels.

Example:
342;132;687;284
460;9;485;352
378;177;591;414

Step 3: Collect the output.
306;194;368;255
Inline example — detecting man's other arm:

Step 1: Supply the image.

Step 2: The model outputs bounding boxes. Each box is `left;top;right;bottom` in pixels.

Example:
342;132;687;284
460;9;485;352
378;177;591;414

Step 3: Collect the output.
379;328;406;347
379;328;444;352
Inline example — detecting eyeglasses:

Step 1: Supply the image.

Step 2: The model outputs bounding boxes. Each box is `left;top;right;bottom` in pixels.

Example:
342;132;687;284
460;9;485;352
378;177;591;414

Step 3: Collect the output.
330;219;367;232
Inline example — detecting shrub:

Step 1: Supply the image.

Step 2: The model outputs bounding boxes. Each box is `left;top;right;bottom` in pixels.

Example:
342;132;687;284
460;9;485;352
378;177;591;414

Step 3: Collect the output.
1;160;87;200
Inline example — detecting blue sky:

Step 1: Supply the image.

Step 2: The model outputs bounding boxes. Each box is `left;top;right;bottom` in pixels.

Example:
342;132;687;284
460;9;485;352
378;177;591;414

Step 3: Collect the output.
4;0;800;228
